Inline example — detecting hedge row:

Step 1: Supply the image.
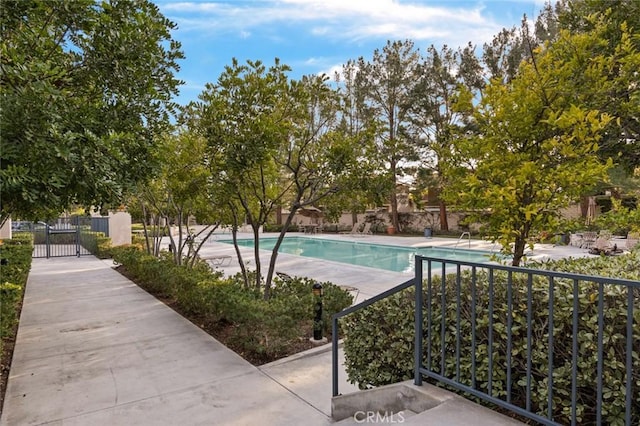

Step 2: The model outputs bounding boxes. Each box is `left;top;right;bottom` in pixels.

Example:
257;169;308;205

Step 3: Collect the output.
111;245;352;361
0;234;34;355
79;231;112;259
342;251;640;425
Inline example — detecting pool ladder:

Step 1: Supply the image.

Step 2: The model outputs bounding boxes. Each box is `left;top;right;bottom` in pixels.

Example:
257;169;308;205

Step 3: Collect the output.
453;232;471;252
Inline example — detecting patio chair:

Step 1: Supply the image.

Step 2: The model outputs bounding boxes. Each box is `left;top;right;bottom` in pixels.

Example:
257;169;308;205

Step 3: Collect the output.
598;229;612;240
276;271;293;283
589;236;614;255
339;222;361;234
354;222;372;236
581;231;598;249
202;254;232;268
569;233;583;247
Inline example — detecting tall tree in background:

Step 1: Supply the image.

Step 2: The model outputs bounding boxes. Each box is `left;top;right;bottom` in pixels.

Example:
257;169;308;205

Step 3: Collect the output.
0;0;183;225
324;59;388;224
357;40;421;232
132;130;220;267
550;0;640;173
482;18;535;85
408;44;484;231
442;19;636;266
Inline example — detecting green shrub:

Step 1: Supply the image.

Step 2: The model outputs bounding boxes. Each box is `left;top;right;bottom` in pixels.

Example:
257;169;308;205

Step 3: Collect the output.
131;223;170;236
110;245;352;361
0;235;33;356
342;252;640;425
79;231;112;258
263;223;299;232
0;235;33;285
0;282;23;342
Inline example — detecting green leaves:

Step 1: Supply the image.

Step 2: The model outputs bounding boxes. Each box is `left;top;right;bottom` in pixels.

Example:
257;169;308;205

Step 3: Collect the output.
1;0;183;220
441;14;640;265
342;253;640;424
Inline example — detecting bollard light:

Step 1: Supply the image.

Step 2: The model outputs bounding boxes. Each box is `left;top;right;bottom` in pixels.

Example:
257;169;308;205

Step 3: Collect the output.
312;282;323;297
312;282;324;341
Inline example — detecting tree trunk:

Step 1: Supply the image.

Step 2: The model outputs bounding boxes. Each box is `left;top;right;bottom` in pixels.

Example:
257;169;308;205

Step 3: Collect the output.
264;208;298;299
252;223;262;290
512;236;526;266
390;160;399;231
140;202;151;255
439;200;449;232
228;203;250;289
231;226;249;289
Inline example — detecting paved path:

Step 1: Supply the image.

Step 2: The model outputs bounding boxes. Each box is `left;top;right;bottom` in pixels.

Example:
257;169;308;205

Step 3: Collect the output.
0;256;347;425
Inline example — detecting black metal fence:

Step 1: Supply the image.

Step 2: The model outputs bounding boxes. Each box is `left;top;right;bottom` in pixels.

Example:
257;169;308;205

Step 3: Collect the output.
332;256;639;425
18;217;99;258
414;256;639;425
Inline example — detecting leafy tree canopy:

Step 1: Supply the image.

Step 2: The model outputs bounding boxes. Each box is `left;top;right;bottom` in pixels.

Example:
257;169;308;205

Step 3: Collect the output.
442;18;638;265
0;0;183;224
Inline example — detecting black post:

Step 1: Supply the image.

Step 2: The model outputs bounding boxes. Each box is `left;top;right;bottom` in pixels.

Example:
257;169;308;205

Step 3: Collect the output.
312;282;323;340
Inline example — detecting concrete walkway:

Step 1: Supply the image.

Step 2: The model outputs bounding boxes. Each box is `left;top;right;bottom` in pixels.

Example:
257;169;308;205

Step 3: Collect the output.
0;256;346;425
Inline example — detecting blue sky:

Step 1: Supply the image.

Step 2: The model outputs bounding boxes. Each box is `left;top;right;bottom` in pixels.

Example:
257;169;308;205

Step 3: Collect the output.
155;0;553;106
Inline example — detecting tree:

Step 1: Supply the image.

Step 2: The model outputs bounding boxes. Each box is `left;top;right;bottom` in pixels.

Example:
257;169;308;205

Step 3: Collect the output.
0;0;183;225
263;74;361;296
482;19;535;85
537;0;640;173
408;44;484;231
197;59;361;296
357;40;421;232
132;130;221;267
323;59;388;224
197;58;290;291
442;24;629;266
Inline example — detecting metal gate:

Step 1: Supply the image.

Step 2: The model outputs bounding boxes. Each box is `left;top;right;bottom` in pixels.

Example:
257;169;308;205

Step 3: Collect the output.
30;217;93;258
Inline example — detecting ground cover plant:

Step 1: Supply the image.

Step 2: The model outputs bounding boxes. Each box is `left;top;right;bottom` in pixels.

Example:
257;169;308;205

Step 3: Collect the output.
341;251;640;425
111;245;352;364
0;233;33;410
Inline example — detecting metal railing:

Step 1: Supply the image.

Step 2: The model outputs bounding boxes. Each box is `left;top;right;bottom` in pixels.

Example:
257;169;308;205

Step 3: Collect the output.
414;255;639;426
332;255;639;425
26;219;94;258
331;277;414;397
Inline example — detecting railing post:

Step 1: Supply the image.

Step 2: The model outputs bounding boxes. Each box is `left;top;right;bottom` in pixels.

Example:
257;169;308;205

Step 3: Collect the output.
332;316;339;397
45;224;50;259
414;255;423;386
76;223;81;257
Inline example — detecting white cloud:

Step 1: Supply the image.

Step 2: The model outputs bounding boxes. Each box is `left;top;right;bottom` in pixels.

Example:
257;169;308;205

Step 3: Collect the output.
159;0;504;47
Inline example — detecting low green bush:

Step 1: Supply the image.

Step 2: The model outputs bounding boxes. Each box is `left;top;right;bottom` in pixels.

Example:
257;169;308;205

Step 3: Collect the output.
79;231;112;258
0;234;33;356
131;223;170;236
0;234;33;285
341;252;640;425
263;223;299;233
110;245;353;362
0;283;23;343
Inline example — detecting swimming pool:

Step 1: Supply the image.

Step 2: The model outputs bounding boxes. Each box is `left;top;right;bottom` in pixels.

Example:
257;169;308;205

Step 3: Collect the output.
220;236;495;273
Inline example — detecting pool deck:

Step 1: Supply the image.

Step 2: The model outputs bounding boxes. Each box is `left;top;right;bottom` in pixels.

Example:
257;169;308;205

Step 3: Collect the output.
195;231;592;304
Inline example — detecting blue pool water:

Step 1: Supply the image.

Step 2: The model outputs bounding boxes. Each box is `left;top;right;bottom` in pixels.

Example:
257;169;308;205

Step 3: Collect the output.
219;237;495;273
